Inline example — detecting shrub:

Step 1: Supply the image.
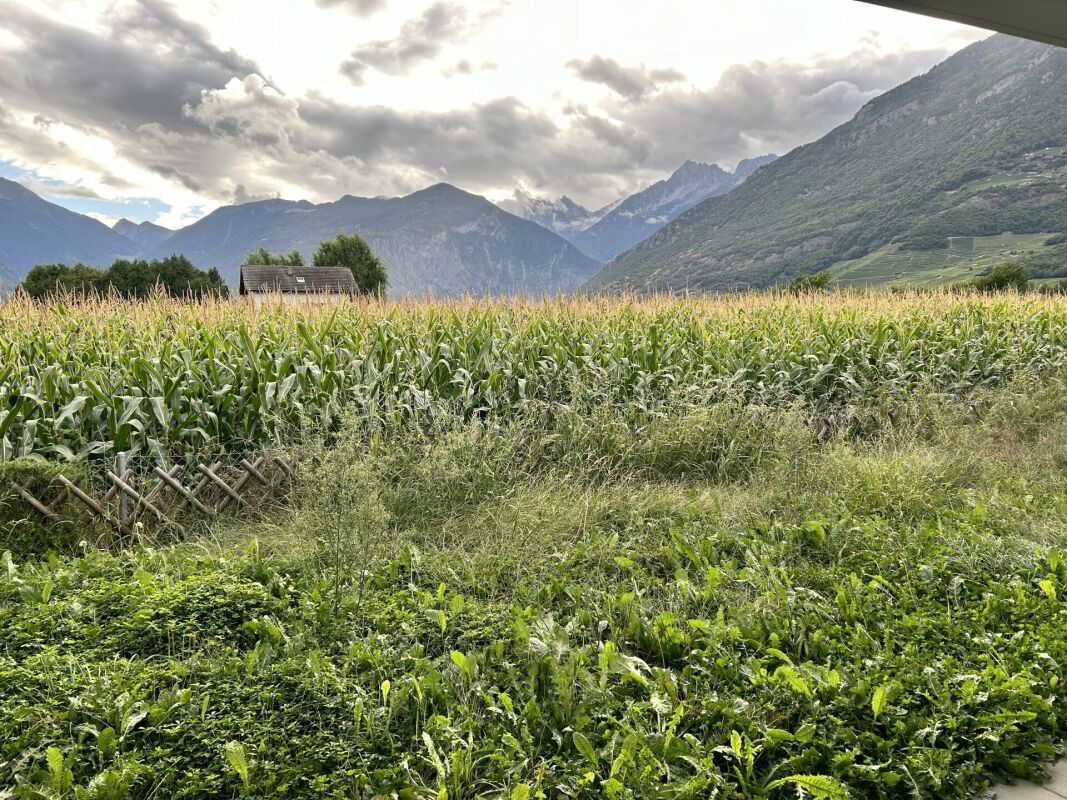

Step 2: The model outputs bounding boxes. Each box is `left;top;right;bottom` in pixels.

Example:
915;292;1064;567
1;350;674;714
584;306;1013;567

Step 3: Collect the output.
787;269;833;294
969;263;1030;293
1038;279;1067;295
294;413;394;615
0;460;87;556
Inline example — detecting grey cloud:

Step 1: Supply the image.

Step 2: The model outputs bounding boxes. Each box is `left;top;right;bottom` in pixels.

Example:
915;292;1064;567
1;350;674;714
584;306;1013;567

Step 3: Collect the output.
149;164;202;192
0;2;261;132
113;0;259;78
14;179;104;200
610;46;952;175
0;107;140;194
171;81;652;204
443;59;498;78
339;60;368;85
0;1;262;201
340;2;468;83
231;184;280;204
100;174;139;191
315;0;386;16
567;56;686;100
563;105;651;162
185;75;303;147
0;104;107;174
296;95;559;173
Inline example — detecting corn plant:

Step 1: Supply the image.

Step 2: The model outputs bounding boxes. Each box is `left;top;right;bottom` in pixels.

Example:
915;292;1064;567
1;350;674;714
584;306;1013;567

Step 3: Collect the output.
2;290;1065;466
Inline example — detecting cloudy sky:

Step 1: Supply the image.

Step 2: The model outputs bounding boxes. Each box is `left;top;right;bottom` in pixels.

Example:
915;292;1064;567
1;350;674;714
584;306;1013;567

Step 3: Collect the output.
0;0;987;228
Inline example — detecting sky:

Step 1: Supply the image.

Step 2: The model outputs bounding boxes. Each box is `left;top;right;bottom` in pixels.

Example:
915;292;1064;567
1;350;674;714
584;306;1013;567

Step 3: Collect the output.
0;0;989;229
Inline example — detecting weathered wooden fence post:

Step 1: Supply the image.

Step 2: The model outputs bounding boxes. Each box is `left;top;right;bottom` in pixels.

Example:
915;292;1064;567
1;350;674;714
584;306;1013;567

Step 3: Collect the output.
116;452;129;526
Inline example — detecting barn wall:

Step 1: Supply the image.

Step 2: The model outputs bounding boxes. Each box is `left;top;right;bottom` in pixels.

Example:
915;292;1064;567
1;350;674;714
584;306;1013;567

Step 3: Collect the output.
248;292;352;308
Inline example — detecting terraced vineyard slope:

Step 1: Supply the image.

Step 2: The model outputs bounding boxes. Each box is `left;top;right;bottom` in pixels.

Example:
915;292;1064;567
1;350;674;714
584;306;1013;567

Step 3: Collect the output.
832;232;1060;287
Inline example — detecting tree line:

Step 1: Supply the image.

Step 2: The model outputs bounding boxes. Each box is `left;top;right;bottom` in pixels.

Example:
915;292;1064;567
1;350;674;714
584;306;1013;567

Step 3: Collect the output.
21;256;228;300
18;233;387;300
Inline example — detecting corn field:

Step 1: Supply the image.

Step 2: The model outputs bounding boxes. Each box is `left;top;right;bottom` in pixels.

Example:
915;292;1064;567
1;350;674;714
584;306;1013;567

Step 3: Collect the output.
3;290;1067;464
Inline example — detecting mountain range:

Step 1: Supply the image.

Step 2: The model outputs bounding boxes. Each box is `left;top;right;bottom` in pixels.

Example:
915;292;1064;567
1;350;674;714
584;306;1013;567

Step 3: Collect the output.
499;156;776;263
141;183;601;297
0;178;138;276
0;180;603;296
0;155;764;296
497;192;619;239
2;35;1064;297
590;34;1067;292
112;218;173;250
567;156;777;262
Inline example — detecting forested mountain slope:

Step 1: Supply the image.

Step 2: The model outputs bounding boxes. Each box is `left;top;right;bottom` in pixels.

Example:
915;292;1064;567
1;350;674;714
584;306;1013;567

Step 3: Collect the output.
148;183;601;297
590;35;1067;292
0;179;139;277
571;156;775;262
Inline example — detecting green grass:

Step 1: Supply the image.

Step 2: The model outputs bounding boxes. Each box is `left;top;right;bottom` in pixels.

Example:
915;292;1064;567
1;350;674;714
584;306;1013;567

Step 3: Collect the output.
1;378;1066;799
832;233;1058;287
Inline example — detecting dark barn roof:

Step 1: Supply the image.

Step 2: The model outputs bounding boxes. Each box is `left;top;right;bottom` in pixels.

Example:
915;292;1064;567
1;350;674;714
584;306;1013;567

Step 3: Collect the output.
240;265;357;295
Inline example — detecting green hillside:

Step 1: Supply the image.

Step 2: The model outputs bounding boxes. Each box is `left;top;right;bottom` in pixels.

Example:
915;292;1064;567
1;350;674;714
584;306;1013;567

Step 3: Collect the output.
832;232;1062;287
589;35;1067;292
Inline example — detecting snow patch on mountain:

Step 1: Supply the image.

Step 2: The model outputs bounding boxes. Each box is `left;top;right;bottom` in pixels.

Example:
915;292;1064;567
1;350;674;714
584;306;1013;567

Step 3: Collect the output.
498;186;618;238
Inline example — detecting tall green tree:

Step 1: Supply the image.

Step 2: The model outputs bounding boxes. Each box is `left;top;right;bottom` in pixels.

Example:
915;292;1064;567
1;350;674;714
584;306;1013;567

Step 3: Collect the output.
788;269;833;294
313;234;387;297
243;248;304;267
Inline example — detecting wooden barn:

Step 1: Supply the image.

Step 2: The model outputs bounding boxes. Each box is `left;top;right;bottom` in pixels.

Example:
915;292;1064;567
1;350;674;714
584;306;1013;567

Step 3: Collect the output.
239;265;357;306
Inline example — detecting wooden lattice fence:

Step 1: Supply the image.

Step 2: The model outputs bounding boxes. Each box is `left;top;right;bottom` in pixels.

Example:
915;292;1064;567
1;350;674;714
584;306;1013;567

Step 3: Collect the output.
5;451;296;542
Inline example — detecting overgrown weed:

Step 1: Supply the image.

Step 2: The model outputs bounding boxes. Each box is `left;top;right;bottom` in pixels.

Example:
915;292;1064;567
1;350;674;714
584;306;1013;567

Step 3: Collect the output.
6;379;1067;798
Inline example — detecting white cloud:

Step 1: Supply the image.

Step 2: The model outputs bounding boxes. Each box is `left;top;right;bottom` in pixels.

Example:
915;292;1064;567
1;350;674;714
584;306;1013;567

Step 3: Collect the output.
316;0;387;16
85;211;122;226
